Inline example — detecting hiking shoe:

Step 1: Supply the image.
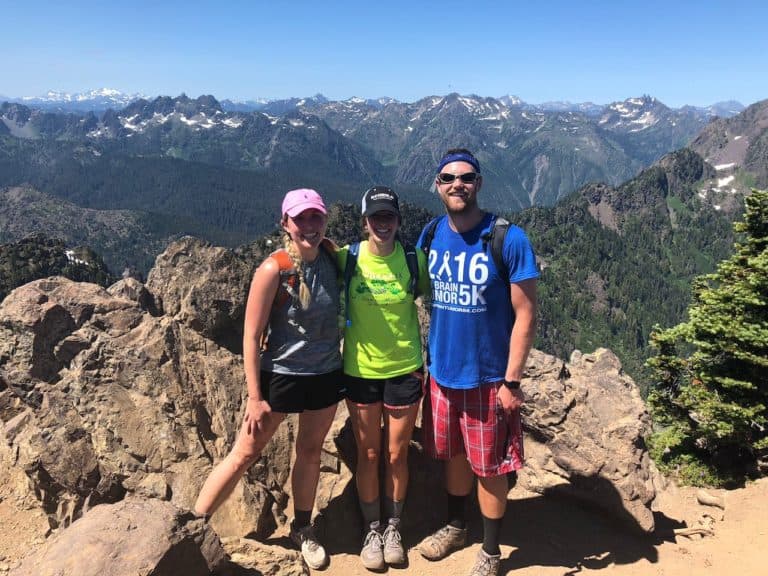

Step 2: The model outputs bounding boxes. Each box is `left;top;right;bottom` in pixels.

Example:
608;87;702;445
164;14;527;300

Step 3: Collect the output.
468;548;501;576
360;521;385;570
289;521;328;569
383;518;406;565
417;524;467;560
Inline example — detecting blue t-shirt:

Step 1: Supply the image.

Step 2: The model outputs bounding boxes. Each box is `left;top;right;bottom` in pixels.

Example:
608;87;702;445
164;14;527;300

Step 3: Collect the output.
417;213;539;389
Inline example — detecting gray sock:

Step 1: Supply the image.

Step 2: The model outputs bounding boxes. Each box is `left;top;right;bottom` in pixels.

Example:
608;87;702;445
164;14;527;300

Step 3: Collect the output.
384;496;404;520
360;498;380;529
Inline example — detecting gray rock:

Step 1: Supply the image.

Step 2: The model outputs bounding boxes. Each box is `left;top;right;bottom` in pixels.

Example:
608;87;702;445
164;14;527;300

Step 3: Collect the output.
145;237;252;351
9;498;226;576
107;277;159;315
0;276;284;538
519;348;656;532
222;537;308;575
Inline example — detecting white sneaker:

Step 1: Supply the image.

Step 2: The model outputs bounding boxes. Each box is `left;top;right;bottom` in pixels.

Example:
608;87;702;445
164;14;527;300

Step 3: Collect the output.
360;521;385;570
289;521;328;569
382;518;406;565
468;548;501;576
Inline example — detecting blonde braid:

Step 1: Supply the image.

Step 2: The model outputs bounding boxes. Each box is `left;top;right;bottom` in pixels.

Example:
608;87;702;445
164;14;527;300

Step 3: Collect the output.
283;233;312;310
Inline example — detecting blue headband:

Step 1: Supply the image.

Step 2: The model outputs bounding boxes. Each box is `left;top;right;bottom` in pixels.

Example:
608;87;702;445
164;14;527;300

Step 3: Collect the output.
437;152;481;174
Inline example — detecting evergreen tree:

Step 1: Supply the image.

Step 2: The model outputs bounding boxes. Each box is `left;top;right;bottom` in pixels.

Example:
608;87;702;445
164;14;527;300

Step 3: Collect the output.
647;189;768;485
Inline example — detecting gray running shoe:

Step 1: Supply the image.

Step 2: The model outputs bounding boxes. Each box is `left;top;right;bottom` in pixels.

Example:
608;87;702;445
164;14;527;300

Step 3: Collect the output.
289;521;328;570
360;521;385;570
417;523;467;560
468;548;501;576
383;518;406;565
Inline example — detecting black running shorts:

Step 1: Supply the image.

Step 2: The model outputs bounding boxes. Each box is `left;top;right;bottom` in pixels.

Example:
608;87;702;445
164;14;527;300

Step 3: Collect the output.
259;369;342;413
343;369;424;408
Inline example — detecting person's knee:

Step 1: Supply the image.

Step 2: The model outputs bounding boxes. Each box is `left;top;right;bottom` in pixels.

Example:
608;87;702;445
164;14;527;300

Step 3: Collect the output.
229;445;260;473
478;473;508;497
295;437;324;461
387;445;408;469
360;446;380;467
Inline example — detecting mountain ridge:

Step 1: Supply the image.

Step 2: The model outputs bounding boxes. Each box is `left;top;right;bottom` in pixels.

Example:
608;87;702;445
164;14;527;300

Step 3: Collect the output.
5;87;746;117
1;91;748;211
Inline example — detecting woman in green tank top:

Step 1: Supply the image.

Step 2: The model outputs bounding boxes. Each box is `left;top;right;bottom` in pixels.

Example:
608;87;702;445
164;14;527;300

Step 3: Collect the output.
339;186;429;570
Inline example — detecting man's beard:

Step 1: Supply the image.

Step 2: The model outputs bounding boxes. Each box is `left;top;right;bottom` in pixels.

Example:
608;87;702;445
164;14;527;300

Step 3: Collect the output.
442;194;477;214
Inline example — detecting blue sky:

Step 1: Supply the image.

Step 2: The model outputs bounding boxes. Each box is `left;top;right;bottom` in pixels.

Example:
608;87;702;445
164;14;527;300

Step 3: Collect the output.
4;0;767;107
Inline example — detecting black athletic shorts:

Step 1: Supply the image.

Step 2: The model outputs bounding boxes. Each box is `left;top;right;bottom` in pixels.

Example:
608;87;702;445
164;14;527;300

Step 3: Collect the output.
259;369;343;413
343;369;424;408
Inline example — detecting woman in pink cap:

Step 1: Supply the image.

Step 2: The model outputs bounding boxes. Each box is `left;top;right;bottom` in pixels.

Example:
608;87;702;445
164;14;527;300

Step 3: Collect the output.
195;188;341;570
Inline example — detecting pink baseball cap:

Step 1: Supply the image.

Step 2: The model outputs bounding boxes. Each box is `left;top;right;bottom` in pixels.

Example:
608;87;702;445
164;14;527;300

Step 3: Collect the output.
281;188;327;218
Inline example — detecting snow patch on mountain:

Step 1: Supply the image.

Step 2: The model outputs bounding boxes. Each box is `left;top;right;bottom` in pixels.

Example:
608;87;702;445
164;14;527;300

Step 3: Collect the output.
717;175;735;187
20;88;144;109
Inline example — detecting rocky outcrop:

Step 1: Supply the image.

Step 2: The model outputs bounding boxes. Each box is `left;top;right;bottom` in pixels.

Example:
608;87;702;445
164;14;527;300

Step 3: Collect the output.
0;274;296;541
9;498;226;576
519;348;655;533
145;236;253;352
0;238;657;572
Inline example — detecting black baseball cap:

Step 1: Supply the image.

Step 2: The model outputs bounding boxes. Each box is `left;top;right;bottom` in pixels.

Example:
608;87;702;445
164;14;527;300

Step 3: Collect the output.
361;186;400;217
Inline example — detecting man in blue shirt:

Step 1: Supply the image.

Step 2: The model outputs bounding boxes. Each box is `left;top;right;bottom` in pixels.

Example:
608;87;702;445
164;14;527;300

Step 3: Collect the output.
417;148;539;576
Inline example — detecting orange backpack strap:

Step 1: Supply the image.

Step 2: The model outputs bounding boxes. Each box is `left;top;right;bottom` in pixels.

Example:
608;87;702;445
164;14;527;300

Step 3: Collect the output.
268;249;298;309
268;240;338;310
260;249;297;351
270;249;294;273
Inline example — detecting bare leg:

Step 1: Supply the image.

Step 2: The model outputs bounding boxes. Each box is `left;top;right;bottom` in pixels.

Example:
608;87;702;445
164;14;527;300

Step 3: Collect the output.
195;410;285;515
477;474;508;519
346;400;384;503
291;404;338;512
445;453;474;496
383;403;419;502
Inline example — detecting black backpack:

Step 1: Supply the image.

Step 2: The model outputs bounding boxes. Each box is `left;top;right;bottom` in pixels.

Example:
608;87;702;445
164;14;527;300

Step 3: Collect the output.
343;241;420;327
420;215;511;280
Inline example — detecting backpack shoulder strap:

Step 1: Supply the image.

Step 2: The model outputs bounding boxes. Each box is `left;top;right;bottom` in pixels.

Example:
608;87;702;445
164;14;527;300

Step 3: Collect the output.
270;249;293;272
420;216;443;257
401;242;420;297
486;216;511;282
260;249;297;350
268;249;297;308
343;242;360;327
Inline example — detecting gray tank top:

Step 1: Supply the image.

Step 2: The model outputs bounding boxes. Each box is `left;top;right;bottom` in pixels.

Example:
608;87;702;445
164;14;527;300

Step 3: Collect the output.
260;248;342;375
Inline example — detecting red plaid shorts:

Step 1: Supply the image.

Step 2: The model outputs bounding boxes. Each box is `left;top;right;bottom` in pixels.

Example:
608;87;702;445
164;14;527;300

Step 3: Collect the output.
423;375;524;477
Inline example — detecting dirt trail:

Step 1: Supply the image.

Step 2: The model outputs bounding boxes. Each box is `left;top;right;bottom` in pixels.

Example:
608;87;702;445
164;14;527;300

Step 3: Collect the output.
311;478;768;576
1;477;766;574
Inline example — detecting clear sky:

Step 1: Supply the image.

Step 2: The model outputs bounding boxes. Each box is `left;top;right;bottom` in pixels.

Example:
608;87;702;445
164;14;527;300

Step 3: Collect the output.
3;0;767;107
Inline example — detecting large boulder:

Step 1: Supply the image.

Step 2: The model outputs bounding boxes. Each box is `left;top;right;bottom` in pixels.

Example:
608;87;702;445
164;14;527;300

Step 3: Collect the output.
145;236;252;351
9;498;226;576
519;348;656;532
0;276;299;539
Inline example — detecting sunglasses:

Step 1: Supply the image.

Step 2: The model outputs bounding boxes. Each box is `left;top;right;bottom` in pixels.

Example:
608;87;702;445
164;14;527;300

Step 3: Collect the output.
436;172;480;184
